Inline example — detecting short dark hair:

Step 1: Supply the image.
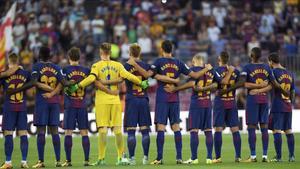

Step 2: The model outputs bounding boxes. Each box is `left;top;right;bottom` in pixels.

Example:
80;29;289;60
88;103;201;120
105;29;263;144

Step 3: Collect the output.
39;46;51;61
100;42;111;55
268;53;280;64
68;47;81;61
220;51;229;64
161;40;173;53
250;47;261;60
8;53;19;64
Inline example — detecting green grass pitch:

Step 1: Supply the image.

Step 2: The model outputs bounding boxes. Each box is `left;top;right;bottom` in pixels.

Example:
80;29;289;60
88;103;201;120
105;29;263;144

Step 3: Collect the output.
0;134;299;169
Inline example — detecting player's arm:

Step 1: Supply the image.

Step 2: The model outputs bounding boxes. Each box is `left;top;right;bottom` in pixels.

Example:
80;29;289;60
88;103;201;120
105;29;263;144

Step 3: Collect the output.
245;81;269;89
6;73;38;95
270;79;290;97
164;81;195;93
99;78;124;85
220;75;246;95
42;83;63;99
154;74;180;84
249;84;273;95
127;58;153;78
194;82;218;92
188;64;212;79
220;66;234;85
94;80;119;95
119;66;142;85
36;82;54;92
0;66;20;78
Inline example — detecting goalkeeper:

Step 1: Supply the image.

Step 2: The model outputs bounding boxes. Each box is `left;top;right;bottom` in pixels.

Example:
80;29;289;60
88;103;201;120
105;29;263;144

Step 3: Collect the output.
67;43;149;165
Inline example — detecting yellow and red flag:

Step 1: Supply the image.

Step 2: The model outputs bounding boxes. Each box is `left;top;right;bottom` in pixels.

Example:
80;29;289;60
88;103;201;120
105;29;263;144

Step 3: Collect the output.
0;2;16;71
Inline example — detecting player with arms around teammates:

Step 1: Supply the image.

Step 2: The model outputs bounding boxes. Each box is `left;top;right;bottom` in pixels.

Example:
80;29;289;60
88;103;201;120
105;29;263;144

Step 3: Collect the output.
212;52;242;163
129;40;213;165
124;43;179;165
0;53;53;169
267;53;295;162
66;43;149;165
61;47;92;167
164;55;220;164
222;47;289;162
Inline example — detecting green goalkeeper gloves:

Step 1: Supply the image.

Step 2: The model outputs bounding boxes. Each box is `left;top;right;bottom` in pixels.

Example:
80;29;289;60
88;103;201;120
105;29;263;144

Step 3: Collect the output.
140;80;149;90
65;84;80;95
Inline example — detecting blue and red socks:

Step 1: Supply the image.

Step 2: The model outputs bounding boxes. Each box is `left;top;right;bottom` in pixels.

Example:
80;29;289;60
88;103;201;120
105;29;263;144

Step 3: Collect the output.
64;135;72;161
37;133;46;161
82;136;90;161
286;133;295;158
4;135;13;162
141;129;150;157
247;128;256;157
52;134;61;161
273;133;282;159
232;131;241;158
20;135;28;161
214;131;222;159
205;131;213;159
127;130;136;158
174;131;182;160
156;131;165;160
261;128;269;156
190;131;199;160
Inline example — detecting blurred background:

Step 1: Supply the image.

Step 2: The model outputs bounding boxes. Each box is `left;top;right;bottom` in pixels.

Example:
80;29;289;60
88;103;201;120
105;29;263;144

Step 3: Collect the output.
1;0;300;114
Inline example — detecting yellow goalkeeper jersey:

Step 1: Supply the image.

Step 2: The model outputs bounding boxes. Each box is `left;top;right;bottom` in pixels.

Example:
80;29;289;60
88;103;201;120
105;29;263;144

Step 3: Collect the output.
79;60;141;104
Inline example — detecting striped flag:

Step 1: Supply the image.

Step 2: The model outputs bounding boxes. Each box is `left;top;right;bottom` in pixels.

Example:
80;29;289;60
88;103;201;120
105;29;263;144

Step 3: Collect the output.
0;2;16;71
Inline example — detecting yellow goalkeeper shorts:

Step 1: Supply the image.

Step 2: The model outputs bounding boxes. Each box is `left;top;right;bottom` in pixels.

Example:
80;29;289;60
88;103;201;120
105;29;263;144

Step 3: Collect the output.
95;104;122;127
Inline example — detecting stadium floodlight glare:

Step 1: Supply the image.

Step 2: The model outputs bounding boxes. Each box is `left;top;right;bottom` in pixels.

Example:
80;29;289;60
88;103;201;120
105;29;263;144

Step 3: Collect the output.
162;0;167;3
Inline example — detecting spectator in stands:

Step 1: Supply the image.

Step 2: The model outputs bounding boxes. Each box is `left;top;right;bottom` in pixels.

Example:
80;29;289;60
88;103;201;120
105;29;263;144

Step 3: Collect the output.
207;20;220;42
247;35;260;56
113;18;127;42
266;34;280;53
196;25;210;59
212;3;227;28
138;33;152;58
91;14;105;44
259;19;274;40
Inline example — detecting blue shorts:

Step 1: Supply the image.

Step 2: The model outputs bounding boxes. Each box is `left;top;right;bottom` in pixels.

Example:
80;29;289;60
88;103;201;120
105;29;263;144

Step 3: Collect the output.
246;98;269;125
213;102;239;127
2;111;27;131
124;97;151;128
155;102;180;125
269;112;292;131
34;102;60;126
189;104;212;130
63;107;89;130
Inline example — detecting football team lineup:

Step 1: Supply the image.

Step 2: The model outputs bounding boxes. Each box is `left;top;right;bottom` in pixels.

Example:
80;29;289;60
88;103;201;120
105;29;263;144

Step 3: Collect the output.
0;40;297;169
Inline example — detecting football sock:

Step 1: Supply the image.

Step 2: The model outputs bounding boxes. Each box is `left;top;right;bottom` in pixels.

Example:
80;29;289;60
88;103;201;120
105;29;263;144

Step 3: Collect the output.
273;133;282;159
64;135;72;161
98;130;107;160
20;135;28;161
190;131;199;160
115;133;124;158
127;130;136;158
141;129;150;157
5;135;13;162
247;128;256;156
156;131;165;160
174;131;182;160
214;131;222;159
82;136;90;161
232;131;241;158
205;131;213;159
261;128;269;156
37;133;46;161
52;134;61;161
286;133;295;157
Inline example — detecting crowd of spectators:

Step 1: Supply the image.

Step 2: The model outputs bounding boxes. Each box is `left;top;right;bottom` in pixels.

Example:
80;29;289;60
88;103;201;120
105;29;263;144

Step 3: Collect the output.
1;0;300;113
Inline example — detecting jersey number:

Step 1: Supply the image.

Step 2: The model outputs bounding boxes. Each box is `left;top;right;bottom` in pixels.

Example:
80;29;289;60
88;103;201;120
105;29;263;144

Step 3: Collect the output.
133;76;143;92
281;83;291;100
41;75;57;88
8;83;24;102
197;79;212;96
221;80;235;97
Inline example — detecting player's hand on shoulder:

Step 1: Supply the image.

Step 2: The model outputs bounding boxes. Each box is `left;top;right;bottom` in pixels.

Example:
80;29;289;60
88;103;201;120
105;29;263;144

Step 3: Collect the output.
228;66;235;72
108;89;119;96
205;64;213;71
